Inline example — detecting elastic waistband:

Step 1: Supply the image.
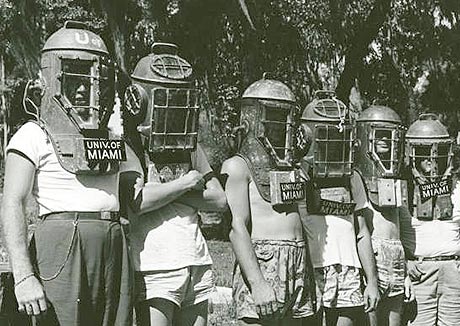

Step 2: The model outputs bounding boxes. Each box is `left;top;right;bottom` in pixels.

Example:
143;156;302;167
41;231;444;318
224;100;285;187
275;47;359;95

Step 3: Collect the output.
252;239;305;247
41;211;120;222
409;255;460;262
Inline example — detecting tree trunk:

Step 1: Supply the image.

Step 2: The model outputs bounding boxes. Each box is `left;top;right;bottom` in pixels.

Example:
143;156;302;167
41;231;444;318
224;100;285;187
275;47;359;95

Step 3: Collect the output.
336;0;392;102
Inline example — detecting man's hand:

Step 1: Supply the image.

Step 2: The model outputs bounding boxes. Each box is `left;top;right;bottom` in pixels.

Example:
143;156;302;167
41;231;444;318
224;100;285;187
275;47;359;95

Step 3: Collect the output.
251;279;281;319
15;275;47;316
363;281;380;313
179;170;205;191
404;275;415;302
407;260;425;281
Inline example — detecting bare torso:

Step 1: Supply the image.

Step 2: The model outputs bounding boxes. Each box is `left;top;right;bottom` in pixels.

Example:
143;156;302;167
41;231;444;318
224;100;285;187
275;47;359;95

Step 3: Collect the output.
369;205;401;240
248;180;304;241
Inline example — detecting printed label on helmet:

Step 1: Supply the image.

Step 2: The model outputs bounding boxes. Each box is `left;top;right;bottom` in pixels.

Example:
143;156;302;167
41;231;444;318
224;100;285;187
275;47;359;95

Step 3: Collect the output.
74;31;103;48
318;199;356;216
280;182;305;202
84;139;126;162
419;179;451;202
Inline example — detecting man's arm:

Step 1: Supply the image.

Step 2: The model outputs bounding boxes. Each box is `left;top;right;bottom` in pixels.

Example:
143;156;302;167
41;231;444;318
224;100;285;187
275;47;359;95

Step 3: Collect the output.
355;212;380;312
222;157;281;318
0;152;47;315
130;170;205;215
398;206;416;259
351;170;379;312
398;206;425;281
175;176;227;212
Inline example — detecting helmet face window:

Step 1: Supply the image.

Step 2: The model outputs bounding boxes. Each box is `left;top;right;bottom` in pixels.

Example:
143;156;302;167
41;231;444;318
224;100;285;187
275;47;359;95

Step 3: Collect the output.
149;88;199;151
61;60;96;128
315;125;353;177
60;56;115;130
413;144;451;178
263;106;290;160
372;128;399;172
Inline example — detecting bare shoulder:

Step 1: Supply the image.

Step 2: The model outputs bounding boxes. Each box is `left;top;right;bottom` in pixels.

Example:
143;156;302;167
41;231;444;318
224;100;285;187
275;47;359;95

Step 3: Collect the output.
221;156;250;179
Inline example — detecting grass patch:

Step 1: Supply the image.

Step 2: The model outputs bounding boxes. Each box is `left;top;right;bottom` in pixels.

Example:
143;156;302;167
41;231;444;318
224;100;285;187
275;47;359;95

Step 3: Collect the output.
207;239;234;288
207;239;237;325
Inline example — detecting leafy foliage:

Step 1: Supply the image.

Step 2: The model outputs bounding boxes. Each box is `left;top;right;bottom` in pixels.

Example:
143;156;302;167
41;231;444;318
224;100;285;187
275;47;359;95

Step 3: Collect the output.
1;0;460;163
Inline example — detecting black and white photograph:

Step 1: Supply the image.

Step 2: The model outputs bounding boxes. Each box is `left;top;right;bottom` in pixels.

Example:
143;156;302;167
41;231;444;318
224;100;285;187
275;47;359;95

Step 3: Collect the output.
0;1;459;325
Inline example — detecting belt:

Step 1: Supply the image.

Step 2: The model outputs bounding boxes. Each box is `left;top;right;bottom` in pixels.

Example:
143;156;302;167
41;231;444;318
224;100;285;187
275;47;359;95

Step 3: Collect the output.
410;255;460;262
41;211;120;222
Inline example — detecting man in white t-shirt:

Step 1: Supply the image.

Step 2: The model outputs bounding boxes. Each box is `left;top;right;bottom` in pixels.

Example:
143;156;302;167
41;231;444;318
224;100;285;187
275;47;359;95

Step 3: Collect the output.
300;92;379;326
122;43;227;326
0;22;142;325
400;114;460;326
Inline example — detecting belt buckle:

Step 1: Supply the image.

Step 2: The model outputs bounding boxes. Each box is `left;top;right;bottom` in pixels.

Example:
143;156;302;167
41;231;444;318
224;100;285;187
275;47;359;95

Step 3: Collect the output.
100;211;112;221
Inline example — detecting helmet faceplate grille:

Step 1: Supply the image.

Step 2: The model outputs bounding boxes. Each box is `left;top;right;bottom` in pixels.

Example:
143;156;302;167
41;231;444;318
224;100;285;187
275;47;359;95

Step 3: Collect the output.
313;124;354;177
59;56;114;130
410;142;453;180
149;88;199;152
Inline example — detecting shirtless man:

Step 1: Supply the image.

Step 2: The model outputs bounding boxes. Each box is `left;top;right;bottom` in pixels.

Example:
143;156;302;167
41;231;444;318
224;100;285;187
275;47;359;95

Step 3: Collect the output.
222;76;316;325
355;106;408;326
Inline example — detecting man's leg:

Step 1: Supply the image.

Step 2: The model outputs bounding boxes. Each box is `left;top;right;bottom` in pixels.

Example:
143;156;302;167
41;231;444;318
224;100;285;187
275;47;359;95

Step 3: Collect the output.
409;261;438;326
136;298;176;326
302;309;323;326
370;294;403;326
385;295;404;326
437;261;460;326
174;300;208;326
135;267;191;326
325;307;366;326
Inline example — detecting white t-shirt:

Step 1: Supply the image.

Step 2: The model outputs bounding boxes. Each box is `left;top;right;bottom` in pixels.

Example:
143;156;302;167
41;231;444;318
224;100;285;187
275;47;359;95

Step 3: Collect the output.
301;171;369;268
129;145;213;271
6;121;138;216
400;181;460;257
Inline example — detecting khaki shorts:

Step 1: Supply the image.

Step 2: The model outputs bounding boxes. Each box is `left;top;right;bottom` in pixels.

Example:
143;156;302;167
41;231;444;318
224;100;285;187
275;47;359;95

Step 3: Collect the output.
135;265;214;308
315;264;364;308
233;239;317;320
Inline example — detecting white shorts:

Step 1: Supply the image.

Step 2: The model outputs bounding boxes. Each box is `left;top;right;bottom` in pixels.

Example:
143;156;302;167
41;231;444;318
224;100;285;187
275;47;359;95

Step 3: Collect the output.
135;265;214;308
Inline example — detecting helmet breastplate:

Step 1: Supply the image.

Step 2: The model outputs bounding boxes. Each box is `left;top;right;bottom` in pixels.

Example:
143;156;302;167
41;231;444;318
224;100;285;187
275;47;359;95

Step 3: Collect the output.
411;176;453;220
305;176;356;215
238;137;274;202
